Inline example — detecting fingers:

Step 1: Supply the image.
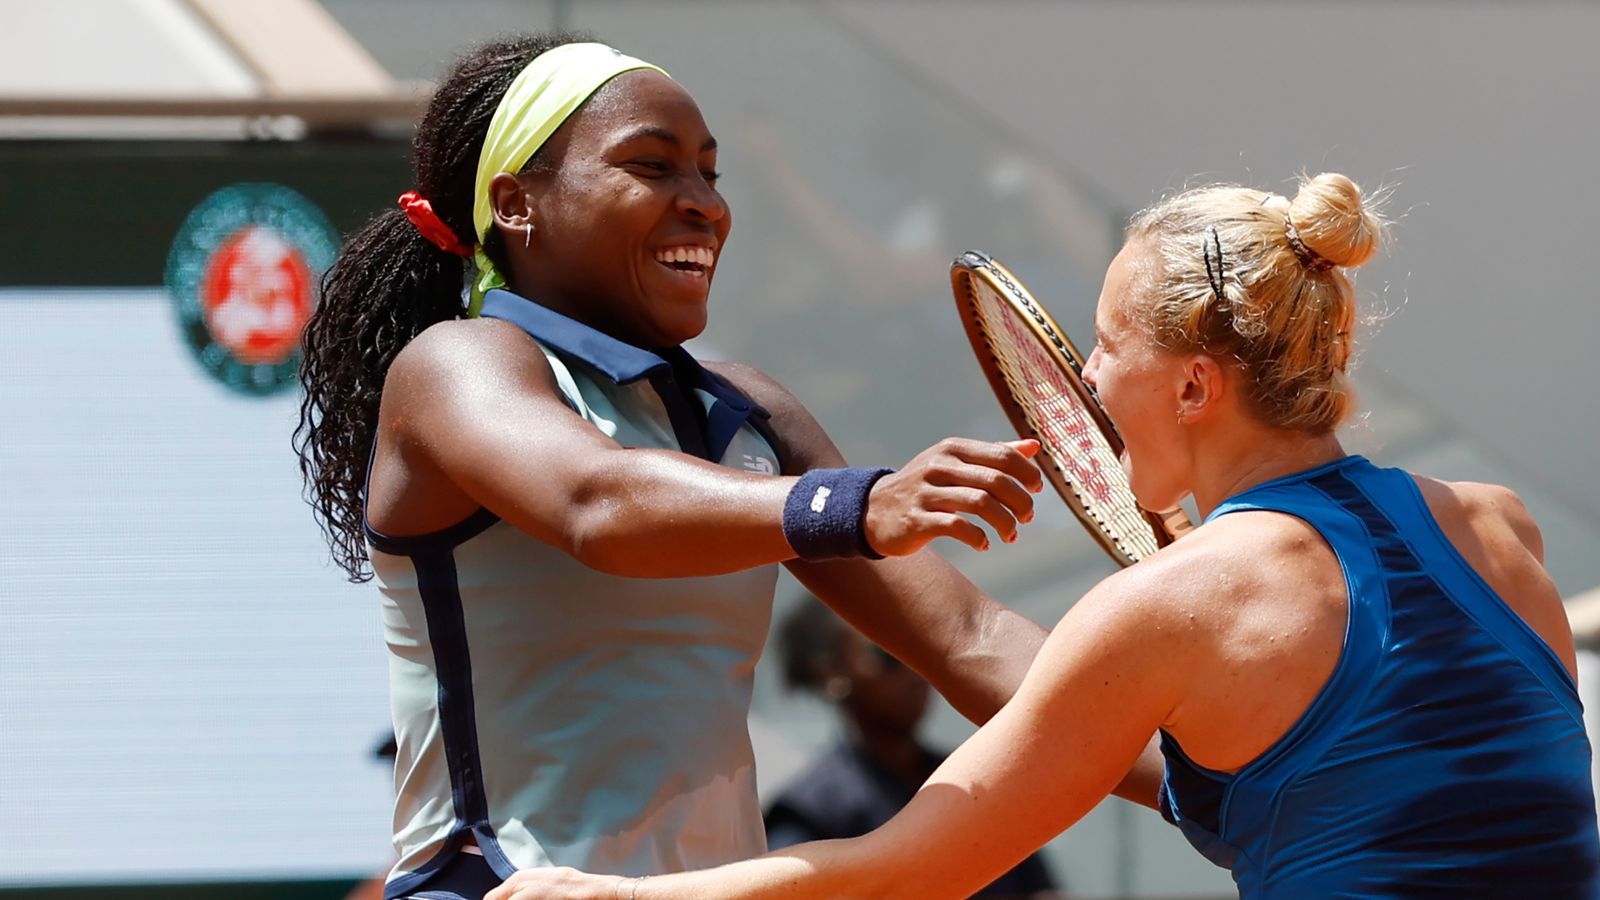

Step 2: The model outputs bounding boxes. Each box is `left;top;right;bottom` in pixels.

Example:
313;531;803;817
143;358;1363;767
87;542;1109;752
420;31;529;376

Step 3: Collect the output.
919;438;1040;531
1007;437;1042;459
925;464;1036;528
928;511;994;552
485;868;616;900
864;437;1048;555
926;484;1027;544
942;437;1047;495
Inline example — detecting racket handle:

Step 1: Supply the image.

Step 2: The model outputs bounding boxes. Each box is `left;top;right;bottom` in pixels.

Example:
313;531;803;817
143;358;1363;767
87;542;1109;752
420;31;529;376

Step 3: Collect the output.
1153;507;1196;540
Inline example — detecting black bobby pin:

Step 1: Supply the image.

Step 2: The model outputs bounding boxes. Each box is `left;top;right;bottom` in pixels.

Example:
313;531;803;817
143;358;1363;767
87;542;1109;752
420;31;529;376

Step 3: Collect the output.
1203;226;1227;305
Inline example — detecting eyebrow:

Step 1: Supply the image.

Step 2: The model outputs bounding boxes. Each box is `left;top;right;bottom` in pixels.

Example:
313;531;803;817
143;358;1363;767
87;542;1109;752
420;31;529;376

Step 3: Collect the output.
615;125;717;152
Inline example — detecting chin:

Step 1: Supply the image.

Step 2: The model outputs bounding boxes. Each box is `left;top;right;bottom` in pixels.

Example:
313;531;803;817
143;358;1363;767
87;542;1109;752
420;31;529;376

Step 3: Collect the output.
658;310;709;347
1127;462;1185;513
1135;481;1190;513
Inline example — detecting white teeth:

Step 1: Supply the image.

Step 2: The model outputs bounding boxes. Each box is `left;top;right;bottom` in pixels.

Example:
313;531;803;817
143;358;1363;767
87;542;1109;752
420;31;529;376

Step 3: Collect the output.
655;246;715;269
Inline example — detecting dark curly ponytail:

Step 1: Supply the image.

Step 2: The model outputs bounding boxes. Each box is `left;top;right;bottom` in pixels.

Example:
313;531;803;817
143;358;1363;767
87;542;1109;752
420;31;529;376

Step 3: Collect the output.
295;32;592;581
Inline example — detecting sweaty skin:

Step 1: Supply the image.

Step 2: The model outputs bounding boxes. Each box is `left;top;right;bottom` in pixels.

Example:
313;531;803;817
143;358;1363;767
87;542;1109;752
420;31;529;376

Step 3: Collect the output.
483;241;1577;900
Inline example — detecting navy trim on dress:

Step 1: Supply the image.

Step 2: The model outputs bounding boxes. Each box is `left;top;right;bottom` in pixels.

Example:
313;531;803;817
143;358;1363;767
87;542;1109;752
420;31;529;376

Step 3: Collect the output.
479;289;773;464
384;831;471;898
480;289;666;385
365;508;502;556
382;547;512;898
412;550;491;831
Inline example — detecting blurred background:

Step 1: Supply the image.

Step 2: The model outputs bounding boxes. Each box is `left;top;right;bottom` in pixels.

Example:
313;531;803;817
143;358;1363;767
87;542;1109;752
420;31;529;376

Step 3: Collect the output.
2;1;1596;897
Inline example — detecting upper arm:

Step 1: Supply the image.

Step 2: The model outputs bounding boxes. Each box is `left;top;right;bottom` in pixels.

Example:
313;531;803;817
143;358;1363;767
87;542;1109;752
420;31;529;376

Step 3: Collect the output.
380;334;804;577
377;320;633;549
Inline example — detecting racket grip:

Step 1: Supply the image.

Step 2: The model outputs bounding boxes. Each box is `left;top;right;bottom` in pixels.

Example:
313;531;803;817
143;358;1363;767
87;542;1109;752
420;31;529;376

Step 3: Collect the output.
1154;506;1195;539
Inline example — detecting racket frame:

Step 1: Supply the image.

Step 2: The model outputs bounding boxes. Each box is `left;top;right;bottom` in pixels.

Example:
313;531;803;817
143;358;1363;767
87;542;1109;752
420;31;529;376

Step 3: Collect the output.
952;250;1181;567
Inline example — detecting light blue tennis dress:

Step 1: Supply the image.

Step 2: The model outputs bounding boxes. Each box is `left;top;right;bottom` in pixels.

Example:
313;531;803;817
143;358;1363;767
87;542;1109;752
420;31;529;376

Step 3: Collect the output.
369;290;785;897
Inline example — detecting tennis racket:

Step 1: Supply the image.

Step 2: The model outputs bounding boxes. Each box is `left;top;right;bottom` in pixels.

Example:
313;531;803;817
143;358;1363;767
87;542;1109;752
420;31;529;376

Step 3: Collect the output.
952;250;1191;567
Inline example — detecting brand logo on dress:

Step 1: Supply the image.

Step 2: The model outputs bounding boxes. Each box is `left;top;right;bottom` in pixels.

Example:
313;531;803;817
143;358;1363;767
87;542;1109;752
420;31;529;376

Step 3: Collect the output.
810;486;832;514
165;183;338;396
742;454;776;475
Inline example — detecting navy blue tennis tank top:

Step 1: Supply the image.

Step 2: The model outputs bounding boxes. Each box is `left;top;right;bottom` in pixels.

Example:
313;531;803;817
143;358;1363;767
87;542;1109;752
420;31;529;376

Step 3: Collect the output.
1158;456;1599;898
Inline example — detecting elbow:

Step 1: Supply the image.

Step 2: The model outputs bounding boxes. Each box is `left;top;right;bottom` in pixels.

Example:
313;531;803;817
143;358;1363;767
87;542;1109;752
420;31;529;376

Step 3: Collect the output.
562;499;641;576
556;464;641;575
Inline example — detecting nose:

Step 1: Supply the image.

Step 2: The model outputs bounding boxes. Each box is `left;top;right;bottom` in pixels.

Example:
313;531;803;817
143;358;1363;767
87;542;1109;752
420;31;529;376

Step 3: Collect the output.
1082;344;1102;389
677;176;728;223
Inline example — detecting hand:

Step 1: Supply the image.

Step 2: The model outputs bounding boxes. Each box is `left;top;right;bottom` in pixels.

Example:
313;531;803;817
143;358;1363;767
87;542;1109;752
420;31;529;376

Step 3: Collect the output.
866;438;1043;555
485;867;624;900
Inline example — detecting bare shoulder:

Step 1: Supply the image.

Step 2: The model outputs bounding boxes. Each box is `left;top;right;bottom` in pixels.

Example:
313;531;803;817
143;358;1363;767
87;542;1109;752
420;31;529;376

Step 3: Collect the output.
1125;511;1337;609
1098;512;1349;767
1411;475;1543;561
1069;515;1311;640
1040;522;1302;717
369;318;570;533
1411;473;1575;676
387;317;549;393
702;360;844;472
1080;511;1349;673
382;317;561;431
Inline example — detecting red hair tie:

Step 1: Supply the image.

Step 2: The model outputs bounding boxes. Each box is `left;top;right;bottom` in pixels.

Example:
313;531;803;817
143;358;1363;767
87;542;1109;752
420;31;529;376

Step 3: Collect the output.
397;191;473;257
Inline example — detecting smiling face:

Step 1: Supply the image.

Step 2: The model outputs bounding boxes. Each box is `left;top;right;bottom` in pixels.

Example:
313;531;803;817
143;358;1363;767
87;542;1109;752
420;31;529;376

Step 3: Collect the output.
1082;241;1195;510
505;69;730;348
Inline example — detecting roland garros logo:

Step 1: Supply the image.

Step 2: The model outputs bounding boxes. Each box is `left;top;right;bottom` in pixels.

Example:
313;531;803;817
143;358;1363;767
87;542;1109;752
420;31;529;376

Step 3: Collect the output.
165;184;338;396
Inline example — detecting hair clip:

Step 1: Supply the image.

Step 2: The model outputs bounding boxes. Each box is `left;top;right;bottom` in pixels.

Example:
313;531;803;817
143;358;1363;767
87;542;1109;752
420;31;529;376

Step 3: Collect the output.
1203;226;1227;305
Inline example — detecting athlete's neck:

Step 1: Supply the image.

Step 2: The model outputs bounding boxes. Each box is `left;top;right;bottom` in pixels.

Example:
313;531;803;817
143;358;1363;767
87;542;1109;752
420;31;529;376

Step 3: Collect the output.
1190;429;1347;519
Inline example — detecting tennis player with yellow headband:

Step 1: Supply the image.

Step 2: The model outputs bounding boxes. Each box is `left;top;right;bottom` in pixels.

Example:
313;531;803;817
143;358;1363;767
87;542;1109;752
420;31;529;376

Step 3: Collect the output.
296;34;1078;900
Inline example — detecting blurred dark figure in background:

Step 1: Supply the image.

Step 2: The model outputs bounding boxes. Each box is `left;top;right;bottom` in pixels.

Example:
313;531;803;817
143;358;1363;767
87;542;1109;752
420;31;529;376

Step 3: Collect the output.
764;598;1062;899
345;732;401;900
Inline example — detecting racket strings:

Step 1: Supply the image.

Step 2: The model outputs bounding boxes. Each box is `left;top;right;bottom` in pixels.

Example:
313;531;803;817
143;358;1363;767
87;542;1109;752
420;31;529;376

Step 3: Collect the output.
985;332;1159;559
967;277;1162;561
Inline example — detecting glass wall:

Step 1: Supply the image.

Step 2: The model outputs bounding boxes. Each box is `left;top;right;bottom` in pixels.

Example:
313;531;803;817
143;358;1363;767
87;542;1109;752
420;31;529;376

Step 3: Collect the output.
5;2;1597;897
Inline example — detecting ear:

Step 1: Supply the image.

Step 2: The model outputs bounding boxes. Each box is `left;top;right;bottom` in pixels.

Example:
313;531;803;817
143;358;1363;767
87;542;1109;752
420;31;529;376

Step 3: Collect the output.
1176;353;1227;424
487;171;537;235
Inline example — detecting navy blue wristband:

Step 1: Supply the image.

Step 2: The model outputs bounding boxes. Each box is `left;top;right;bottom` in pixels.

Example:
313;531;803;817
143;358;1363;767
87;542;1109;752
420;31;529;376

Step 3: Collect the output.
782;467;895;561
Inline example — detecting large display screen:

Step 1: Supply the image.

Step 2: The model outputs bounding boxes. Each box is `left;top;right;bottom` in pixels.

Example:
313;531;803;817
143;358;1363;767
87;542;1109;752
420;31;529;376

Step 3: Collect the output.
0;286;392;886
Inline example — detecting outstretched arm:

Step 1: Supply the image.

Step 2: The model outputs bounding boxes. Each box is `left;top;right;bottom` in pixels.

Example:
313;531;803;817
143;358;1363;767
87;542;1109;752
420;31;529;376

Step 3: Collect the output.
488;567;1188;899
710;361;1048;727
717;360;1165;805
371;320;1041;578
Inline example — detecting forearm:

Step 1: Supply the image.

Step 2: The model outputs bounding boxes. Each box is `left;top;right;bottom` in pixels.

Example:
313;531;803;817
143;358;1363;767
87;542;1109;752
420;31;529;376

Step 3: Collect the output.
794;553;1048;725
490;839;894;900
1112;735;1165;809
630;839;889;900
927;599;1048;725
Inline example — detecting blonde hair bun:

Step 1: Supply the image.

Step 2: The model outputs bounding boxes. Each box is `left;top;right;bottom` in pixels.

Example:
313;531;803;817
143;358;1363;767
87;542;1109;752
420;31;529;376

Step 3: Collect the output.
1124;172;1392;433
1286;173;1387;270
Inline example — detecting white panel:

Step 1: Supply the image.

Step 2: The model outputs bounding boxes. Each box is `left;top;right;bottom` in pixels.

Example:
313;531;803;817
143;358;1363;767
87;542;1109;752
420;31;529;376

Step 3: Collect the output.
0;289;390;886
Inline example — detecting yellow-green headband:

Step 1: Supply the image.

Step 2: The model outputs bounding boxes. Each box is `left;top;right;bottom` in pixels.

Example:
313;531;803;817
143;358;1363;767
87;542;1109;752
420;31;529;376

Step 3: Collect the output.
469;42;668;314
